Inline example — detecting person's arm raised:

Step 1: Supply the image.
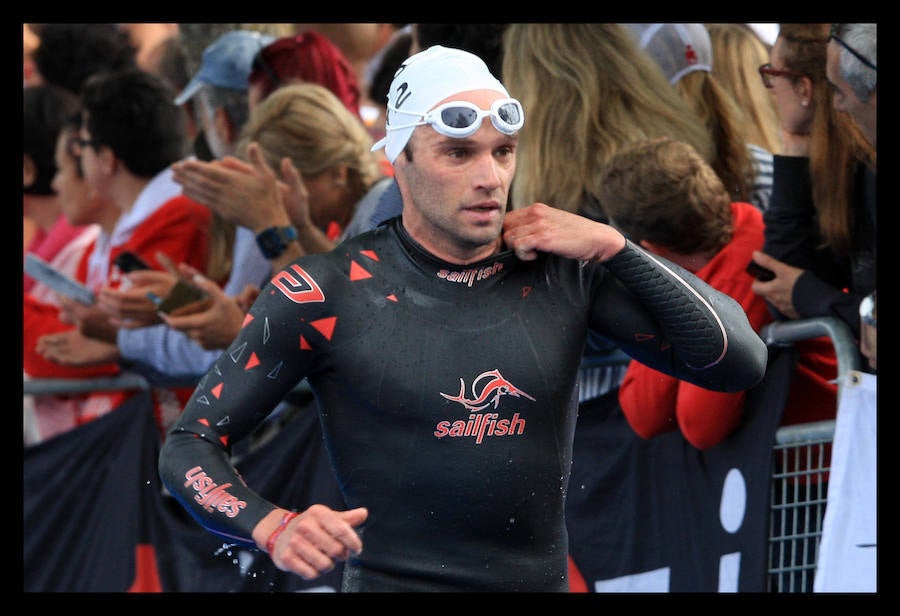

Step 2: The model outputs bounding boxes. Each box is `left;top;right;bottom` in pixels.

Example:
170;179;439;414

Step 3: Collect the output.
504;203;767;393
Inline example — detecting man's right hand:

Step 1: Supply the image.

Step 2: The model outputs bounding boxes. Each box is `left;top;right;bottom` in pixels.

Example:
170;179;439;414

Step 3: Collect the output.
503;202;626;263
255;505;369;580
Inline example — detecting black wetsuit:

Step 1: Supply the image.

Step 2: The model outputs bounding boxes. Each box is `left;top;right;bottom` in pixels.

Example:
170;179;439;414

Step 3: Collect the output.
159;217;766;592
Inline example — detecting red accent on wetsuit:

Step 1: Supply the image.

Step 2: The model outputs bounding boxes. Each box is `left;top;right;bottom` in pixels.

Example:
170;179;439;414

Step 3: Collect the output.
349;260;372;280
127;545;163;592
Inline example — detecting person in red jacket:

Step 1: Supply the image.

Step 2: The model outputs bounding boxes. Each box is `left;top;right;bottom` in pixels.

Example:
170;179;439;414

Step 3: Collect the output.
24;69;211;444
599;137;836;450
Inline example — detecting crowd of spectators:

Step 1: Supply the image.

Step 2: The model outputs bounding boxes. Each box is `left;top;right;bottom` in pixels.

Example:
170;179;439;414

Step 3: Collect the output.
22;22;876;592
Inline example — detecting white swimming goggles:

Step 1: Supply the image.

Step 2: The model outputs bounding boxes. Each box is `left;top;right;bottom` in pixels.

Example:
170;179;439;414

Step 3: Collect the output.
386;98;524;138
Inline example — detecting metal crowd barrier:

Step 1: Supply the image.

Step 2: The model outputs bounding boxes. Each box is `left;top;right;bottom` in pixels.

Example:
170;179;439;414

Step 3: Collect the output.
23;372;152;396
759;317;863;593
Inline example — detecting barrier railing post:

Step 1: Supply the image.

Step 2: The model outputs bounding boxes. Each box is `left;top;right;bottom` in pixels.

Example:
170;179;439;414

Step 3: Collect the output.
760;316;862;592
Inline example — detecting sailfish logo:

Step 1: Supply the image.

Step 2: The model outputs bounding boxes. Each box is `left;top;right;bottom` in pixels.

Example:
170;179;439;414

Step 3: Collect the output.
440;369;536;412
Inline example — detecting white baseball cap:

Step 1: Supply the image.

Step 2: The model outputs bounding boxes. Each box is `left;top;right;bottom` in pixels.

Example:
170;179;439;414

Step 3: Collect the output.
371;45;511;164
628;23;713;85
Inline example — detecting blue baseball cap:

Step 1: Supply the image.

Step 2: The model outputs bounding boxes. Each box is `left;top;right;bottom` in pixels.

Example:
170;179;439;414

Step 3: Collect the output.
174;30;275;105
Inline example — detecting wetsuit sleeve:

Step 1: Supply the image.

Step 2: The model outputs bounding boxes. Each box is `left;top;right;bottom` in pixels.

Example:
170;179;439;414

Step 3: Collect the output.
597;240;768;393
158;270;321;550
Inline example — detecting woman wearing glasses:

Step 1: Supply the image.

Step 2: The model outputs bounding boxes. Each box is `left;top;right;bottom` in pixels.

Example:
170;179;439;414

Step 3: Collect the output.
749;24;875;370
750;26;877;591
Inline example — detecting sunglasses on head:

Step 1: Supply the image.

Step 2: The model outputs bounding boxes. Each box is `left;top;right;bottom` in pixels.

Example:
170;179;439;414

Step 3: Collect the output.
387;98;524;138
829;24;877;71
758;63;807;88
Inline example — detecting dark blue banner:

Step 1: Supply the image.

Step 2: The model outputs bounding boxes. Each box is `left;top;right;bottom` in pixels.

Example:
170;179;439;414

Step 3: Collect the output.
566;346;793;592
23;395;345;593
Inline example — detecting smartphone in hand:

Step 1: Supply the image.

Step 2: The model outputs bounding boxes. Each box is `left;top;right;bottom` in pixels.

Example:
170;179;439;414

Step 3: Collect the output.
24;254;95;304
746;261;775;282
148;278;210;315
114;251;151;273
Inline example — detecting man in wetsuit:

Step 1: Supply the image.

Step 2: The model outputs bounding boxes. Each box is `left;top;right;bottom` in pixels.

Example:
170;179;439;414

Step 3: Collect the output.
159;45;768;592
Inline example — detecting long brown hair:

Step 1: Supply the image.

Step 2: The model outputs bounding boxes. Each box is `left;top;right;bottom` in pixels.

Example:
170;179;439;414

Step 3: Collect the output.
675;71;755;204
778;23;875;255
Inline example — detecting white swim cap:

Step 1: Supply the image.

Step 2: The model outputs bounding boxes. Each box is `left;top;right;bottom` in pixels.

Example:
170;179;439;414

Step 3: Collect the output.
371;45;510;164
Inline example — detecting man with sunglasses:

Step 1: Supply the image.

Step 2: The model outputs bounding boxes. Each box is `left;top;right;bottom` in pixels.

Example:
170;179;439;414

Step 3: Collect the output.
159;45;767;592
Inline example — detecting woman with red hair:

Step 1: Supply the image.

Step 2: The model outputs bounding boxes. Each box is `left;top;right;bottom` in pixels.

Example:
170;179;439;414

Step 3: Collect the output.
247;31;360;118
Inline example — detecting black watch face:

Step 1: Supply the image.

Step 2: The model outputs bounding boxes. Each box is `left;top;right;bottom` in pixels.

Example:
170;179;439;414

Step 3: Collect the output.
257;229;285;258
257;227;296;258
260;233;280;252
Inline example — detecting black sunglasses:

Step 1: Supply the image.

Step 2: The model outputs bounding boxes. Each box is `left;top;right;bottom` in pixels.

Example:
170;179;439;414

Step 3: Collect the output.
829;24;877;71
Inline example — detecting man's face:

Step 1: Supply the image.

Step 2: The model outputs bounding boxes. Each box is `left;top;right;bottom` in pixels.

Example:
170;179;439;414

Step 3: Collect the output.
394;90;518;265
198;89;232;159
826;41;876;148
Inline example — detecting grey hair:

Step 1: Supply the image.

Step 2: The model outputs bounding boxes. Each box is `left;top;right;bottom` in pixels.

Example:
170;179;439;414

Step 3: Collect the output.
836;23;877;102
196;84;250;133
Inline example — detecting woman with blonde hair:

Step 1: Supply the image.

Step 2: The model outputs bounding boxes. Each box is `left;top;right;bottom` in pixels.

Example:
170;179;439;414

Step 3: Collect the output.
706;23;782;154
166;81;393;349
501;23;713;218
234;82;385;252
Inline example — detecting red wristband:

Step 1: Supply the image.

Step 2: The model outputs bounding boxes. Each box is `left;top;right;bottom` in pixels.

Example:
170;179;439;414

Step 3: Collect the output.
265;511;298;554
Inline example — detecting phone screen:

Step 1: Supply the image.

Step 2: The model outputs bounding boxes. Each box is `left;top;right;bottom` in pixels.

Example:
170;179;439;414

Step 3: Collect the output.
150;279;209;315
745;261;775;282
24;254;95;304
114;251;151;273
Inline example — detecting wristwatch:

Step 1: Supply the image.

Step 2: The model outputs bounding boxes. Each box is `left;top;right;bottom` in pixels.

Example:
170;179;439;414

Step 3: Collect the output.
859;292;877;328
256;226;298;259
